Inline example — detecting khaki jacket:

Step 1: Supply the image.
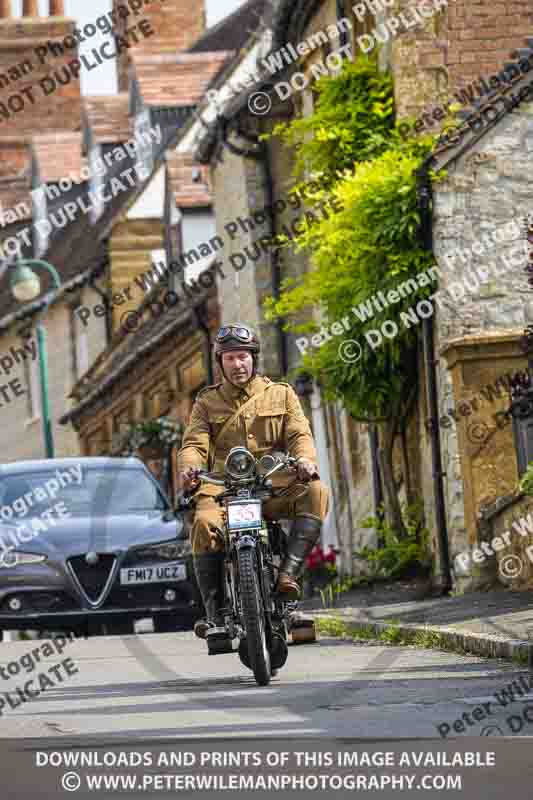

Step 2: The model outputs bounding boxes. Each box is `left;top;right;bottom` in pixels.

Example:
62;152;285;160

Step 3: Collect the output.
177;375;317;494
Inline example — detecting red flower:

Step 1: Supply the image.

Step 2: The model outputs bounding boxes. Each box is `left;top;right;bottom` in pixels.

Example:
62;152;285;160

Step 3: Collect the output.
306;545;324;570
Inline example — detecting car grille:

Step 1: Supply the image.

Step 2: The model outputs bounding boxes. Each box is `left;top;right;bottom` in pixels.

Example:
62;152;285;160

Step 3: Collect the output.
68;554;116;603
107;582;196;608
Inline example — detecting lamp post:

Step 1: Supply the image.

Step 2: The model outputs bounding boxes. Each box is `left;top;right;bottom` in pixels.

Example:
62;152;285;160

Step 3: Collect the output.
8;259;62;459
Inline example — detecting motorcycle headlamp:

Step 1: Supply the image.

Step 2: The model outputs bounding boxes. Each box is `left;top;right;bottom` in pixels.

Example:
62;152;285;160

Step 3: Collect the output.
224;447;256;481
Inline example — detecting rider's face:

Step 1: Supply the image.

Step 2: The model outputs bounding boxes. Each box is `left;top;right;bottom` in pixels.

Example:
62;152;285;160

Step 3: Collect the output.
221;351;254;386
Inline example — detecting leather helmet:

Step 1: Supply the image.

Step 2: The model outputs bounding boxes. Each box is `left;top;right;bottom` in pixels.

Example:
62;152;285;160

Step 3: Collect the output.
214;324;260;358
214;324;260;379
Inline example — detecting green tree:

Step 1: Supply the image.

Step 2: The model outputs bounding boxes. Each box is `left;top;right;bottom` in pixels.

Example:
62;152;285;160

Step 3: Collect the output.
266;56;438;537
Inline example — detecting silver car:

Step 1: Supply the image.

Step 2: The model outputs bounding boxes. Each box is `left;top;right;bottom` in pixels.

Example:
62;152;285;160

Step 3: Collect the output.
0;457;201;636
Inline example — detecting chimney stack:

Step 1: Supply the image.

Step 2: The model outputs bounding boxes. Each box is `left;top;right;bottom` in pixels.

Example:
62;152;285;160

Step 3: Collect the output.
113;0;207;91
22;0;39;17
49;0;64;16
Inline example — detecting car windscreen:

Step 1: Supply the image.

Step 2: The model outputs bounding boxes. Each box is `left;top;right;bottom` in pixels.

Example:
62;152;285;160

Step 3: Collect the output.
0;467;169;520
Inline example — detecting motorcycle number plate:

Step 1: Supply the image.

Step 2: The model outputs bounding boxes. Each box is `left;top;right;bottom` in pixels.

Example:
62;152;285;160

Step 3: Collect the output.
227;501;262;531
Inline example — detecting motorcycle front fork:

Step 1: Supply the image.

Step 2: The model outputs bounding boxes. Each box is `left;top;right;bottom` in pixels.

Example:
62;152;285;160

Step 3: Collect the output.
218;554;291;644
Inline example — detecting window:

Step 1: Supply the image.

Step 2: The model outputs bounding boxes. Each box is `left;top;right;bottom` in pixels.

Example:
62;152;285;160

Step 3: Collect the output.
89;145;107;223
181;354;206;394
150;248;169;287
143;393;152;419
135;109;154;177
114;406;131;434
147;381;172;418
69;306;89;385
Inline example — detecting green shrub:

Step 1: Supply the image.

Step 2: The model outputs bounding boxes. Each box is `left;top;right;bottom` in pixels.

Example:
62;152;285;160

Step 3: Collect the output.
519;461;533;496
356;503;431;580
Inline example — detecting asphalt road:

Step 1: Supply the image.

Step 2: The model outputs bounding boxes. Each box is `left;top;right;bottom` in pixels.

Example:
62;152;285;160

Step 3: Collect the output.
1;631;532;741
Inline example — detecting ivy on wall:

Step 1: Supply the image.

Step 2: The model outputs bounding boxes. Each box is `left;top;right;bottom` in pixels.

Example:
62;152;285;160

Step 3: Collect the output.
266;54;440;538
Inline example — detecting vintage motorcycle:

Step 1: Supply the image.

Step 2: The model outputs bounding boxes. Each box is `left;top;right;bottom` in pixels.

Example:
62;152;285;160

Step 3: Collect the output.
179;448;310;686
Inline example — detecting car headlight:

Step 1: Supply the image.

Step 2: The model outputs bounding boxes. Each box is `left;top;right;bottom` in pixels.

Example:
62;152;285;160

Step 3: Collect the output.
0;551;47;568
225;447;256;480
134;540;192;561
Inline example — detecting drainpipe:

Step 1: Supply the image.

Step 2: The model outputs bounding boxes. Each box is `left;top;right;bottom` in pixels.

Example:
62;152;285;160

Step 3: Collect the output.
219;118;289;377
174;219;214;384
336;0;349;47
417;157;452;593
369;424;384;522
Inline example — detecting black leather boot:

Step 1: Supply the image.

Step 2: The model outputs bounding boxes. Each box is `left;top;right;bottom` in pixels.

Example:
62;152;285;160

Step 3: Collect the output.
277;516;322;598
193;552;225;640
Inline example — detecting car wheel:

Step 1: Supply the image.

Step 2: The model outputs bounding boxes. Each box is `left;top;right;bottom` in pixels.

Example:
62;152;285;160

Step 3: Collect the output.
153;613;178;634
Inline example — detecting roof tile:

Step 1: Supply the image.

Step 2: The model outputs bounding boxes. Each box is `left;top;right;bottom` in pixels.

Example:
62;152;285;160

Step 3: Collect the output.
133;51;233;107
83;94;132;145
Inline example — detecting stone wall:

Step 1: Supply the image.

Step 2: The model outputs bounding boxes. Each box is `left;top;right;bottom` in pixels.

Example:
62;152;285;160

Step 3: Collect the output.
477;492;533;591
433;98;533;588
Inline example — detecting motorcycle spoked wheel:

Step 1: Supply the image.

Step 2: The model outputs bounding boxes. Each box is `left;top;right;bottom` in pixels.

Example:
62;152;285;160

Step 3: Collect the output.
237;547;271;686
238;631;288;672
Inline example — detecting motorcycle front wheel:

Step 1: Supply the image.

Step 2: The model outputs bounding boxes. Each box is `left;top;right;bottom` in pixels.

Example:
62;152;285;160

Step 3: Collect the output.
238;547;271;686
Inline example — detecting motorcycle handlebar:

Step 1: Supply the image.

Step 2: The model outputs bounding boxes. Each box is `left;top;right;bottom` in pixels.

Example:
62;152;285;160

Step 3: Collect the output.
196;456;299;487
198;472;225;486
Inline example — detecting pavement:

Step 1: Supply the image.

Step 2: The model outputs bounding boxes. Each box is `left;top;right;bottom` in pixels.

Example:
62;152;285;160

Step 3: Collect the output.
301;579;533;663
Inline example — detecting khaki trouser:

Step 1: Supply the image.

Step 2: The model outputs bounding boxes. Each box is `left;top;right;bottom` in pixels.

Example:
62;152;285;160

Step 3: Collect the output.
191;480;330;555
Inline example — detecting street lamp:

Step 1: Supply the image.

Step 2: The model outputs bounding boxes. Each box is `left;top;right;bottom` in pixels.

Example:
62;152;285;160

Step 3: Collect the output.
8;259;62;459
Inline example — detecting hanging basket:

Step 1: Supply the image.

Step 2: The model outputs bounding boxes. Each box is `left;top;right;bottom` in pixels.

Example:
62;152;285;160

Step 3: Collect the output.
109;417;184;458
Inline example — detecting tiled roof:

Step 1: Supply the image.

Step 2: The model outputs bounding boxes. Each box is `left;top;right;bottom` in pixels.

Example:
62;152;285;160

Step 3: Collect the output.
0;114;195;328
83;94;132;144
31;132;87;184
132;51;233;107
189;0;268;54
167;152;211;208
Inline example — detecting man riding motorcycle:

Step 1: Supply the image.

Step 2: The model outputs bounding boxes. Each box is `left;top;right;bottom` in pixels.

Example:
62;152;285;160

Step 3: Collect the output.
177;324;330;642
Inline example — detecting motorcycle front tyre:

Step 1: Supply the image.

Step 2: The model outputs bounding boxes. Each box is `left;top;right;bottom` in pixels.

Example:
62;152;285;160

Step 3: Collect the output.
238;547;271;686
